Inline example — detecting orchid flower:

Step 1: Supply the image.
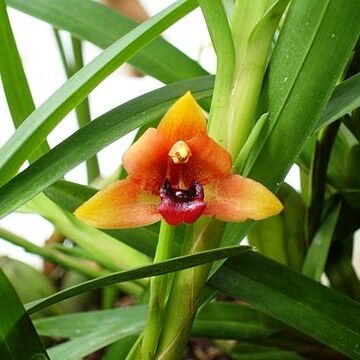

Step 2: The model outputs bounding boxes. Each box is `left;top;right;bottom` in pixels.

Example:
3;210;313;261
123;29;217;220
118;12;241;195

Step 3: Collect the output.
75;92;282;228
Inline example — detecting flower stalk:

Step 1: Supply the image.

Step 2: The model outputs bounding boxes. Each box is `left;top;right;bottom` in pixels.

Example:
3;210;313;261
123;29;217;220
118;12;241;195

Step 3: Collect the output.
199;0;235;149
219;0;289;158
154;218;225;359
141;221;175;359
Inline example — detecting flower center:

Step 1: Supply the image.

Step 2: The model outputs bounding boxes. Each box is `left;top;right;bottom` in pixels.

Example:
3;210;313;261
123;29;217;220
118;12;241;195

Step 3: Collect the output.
159;179;206;226
168;140;191;164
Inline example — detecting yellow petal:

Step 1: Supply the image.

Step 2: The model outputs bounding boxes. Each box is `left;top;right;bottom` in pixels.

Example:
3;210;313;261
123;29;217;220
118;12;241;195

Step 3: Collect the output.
157;91;206;144
74;178;161;229
204;175;283;222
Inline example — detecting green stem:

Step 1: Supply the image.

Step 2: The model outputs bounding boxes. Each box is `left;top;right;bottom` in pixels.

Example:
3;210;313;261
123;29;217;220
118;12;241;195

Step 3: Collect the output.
52;28;71;78
125;334;143;360
198;0;235;149
53;30;100;183
141;221;175;359
155;218;225;359
71;36;101;183
229;0;289;158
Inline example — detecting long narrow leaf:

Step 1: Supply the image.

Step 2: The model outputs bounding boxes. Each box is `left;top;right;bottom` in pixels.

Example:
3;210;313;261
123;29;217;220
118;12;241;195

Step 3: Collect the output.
0;0;197;187
316;72;360;130
7;0;207;83
47;322;141;360
0;269;50;359
209;251;360;359
0;0;49;155
34;302;277;340
302;201;341;281
25;245;249;314
34;302;277;359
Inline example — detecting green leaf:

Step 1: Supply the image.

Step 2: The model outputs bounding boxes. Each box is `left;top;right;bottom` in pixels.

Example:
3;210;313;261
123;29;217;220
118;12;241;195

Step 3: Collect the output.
0;0;197;188
0;257;56;312
26;245;249;314
35;302;277;340
302;201;341;281
0;0;49;156
246;0;360;188
0;268;50;359
34;302;278;358
317;73;360;130
221;0;360;248
35;306;147;338
7;0;207;83
0;0;34;127
103;336;138;360
44;180;97;211
0;75;214;219
192;302;279;340
47;322;142;360
234;112;268;173
248;183;306;271
209;251;360;359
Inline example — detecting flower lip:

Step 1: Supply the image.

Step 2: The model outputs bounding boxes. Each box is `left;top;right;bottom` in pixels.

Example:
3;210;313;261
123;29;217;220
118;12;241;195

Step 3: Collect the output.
159;179;206;225
160;179;204;202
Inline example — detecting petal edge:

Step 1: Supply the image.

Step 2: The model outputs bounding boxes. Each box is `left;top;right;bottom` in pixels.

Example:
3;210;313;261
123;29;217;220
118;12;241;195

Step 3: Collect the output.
204;175;283;222
75;178;161;229
122;128;170;192
183;133;232;186
157;91;206;143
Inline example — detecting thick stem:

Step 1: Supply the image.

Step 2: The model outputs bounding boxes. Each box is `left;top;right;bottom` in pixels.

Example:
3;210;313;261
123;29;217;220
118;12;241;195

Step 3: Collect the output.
198;0;235;149
141;221;175;359
229;0;289;158
155;218;225;359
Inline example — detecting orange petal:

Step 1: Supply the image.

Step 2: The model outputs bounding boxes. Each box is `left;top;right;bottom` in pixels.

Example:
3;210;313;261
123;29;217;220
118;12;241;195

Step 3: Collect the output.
204;175;283;222
122;128;170;191
74;178;161;229
157;91;206;143
182;134;232;186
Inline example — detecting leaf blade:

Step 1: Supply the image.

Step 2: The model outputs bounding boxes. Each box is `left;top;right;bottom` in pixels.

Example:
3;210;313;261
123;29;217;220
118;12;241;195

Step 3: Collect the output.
26;245;249;314
209;252;360;359
7;0;207;83
0;269;50;359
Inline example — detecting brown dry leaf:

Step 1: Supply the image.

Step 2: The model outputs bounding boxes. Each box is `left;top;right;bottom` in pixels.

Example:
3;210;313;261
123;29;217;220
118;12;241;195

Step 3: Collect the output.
104;0;148;23
103;0;148;77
